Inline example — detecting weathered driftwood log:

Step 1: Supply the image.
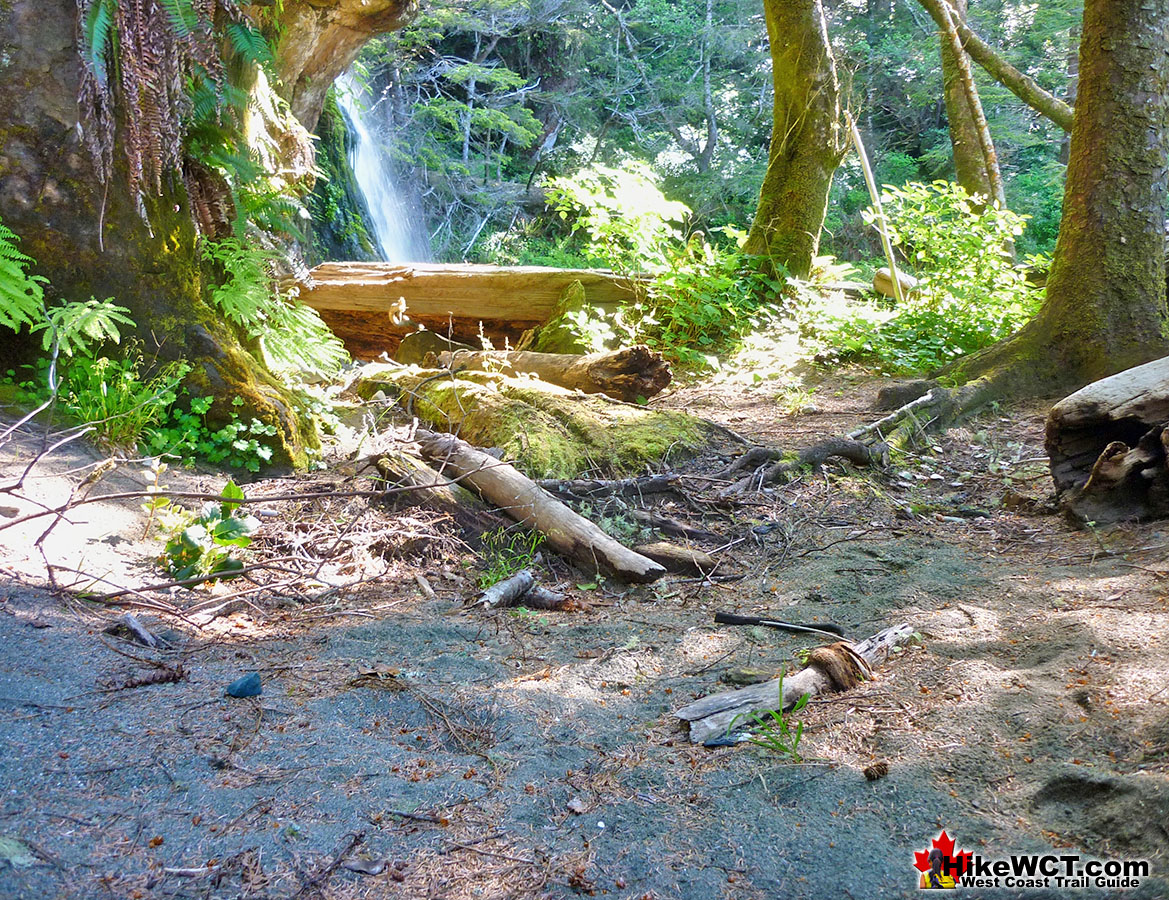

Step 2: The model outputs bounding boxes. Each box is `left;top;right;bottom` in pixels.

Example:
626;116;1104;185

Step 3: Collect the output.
1046;355;1169;524
632;541;718;576
369;451;504;535
438;346;671;403
474;569;569;610
676;623;915;744
418;431;667;583
349;366;711;479
294;263;645;359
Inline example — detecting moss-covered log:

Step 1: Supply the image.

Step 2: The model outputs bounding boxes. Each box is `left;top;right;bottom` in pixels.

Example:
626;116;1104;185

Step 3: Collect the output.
350;365;712;479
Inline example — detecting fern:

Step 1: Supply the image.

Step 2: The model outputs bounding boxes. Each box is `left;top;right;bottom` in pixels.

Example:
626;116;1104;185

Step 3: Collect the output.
202;238;349;379
202;238;271;329
0;218;47;333
84;0;118;87
34;298;136;357
158;0;199;37
225;22;275;67
262;303;349;378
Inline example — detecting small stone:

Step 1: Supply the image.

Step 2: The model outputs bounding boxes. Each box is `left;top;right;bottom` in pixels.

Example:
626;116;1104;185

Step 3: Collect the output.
226;673;262;698
566;797;586;814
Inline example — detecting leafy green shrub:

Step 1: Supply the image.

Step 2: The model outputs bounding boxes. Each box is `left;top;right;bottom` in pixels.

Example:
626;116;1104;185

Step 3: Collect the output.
163;480;260;582
814;181;1043;373
144;394;278;473
538;166;781;370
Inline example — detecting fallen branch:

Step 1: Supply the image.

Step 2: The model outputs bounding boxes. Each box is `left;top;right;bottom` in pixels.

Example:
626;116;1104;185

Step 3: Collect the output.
676;623;915;744
418;431;666;583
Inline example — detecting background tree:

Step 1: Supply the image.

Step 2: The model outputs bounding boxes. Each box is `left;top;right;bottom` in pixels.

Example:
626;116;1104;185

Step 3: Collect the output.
742;0;845;279
951;0;1169;392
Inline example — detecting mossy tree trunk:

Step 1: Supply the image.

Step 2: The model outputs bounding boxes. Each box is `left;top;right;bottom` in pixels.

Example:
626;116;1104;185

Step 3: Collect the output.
0;1;413;466
938;0;991;199
949;0;1169;395
743;0;846;280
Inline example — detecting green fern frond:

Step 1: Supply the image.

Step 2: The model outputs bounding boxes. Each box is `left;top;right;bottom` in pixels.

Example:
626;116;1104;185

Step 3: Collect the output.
34;297;135;357
83;0;118;86
225;22;275;67
202;238;274;330
0;218;47;333
158;0;199;37
261;303;350;378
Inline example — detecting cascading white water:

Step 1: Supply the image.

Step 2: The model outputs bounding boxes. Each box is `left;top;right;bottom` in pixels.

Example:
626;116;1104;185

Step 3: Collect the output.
335;74;430;262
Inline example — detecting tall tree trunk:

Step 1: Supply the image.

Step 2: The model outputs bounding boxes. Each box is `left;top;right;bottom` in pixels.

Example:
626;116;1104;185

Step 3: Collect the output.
743;0;845;279
938;0;991;198
950;0;1169;393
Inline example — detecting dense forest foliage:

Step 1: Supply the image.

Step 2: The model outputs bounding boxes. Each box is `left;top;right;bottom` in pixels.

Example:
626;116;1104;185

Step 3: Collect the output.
332;0;1081;264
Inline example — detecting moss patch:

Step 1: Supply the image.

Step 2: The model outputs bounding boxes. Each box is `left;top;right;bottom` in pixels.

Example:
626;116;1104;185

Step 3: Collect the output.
353;367;710;479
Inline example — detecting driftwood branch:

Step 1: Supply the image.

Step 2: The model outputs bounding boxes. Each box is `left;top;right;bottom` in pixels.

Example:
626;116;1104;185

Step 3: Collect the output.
718;438;888;495
676;623;915;744
418;430;666;583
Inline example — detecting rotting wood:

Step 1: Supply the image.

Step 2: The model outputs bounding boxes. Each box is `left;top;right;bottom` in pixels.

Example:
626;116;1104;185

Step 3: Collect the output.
538;474;679;498
873;267;919;301
437;345;672;402
369;451;504;534
1046;355;1169;524
417;430;667;583
676;623;915;744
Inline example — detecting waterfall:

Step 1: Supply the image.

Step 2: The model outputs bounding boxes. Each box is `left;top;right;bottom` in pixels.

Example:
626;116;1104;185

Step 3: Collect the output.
335;74;430;262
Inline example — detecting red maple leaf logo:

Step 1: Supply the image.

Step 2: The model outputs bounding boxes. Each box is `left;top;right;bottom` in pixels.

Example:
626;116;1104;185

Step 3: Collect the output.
913;830;970;880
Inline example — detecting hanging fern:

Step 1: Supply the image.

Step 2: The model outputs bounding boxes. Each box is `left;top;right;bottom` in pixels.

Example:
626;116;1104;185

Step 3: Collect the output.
0;217;47;333
201;238;349;379
226;22;275;68
76;0;277;214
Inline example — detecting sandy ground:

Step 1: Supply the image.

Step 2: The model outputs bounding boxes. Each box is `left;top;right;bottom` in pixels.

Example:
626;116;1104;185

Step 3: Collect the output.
1;372;1167;900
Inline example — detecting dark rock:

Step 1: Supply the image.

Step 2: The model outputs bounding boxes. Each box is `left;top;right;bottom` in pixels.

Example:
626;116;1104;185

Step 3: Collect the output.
226;673;262;698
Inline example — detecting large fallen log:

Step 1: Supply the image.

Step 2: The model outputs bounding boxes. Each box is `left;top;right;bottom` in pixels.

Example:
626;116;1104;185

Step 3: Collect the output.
438;346;671;402
348;366;711;479
676;623;915;744
293;263;645;359
1046;355;1169;524
417;430;667;583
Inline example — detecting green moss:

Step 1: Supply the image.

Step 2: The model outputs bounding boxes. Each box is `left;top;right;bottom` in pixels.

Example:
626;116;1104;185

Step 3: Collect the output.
357;368;709;479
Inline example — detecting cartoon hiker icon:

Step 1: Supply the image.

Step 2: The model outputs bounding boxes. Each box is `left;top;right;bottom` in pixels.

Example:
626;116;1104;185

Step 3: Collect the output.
919;848;958;889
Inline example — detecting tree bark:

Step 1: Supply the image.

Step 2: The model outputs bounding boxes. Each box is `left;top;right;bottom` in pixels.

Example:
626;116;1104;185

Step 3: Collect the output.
936;0;991;198
0;0;319;465
948;0;1169;394
743;0;845;279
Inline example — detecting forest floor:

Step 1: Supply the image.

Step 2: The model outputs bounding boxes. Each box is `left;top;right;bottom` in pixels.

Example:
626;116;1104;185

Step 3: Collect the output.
1;366;1168;900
